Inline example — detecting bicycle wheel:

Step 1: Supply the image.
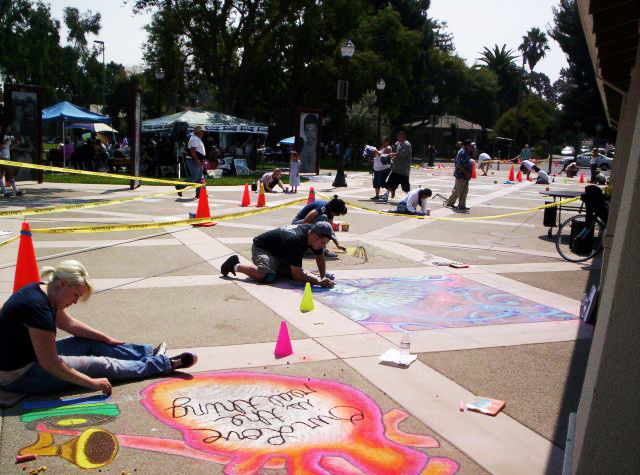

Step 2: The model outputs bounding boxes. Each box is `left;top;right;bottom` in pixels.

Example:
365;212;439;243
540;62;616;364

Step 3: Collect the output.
555;214;605;262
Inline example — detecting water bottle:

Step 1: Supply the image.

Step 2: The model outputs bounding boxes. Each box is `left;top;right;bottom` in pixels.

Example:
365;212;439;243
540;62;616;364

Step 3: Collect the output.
580;293;590;319
400;331;410;356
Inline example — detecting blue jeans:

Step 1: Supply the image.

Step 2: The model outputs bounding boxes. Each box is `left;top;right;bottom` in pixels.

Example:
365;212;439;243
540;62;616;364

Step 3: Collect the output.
4;337;171;394
186;159;204;197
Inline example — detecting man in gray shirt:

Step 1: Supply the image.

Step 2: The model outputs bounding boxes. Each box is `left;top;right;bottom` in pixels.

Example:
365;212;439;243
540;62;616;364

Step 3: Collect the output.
382;130;412;200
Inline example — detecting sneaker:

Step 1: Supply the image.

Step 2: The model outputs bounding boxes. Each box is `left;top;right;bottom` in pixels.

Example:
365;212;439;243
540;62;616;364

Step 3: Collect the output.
153;342;167;356
15;190;23;196
221;254;240;276
170;352;198;371
324;249;338;258
456;206;470;212
371;196;380;200
444;202;455;208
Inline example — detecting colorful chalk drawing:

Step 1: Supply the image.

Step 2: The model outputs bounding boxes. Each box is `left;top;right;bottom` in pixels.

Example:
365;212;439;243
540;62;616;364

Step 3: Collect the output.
313;275;577;331
17;372;459;474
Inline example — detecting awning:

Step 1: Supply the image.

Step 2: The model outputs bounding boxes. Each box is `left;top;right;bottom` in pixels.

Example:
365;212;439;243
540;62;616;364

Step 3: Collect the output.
69;122;118;134
42;101;111;123
278;136;295;145
142;110;268;135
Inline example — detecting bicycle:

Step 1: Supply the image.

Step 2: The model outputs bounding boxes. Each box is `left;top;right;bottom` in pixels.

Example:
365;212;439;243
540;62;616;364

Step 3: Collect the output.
555;186;608;262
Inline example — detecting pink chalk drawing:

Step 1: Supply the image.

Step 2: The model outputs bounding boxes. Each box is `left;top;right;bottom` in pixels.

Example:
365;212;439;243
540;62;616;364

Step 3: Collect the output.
132;371;460;474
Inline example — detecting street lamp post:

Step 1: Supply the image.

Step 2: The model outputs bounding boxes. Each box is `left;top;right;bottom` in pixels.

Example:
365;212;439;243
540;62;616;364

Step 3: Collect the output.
376;78;385;145
155;68;165;117
332;39;355;188
93;40;105;114
430;95;439;147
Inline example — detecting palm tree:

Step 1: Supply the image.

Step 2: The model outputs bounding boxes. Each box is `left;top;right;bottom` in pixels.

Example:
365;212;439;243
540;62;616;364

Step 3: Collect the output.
478;44;518;73
519;27;550;72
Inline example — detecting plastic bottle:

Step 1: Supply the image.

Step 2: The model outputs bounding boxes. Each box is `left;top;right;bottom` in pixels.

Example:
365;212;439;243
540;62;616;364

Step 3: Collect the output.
400;331;410;356
580;294;590;319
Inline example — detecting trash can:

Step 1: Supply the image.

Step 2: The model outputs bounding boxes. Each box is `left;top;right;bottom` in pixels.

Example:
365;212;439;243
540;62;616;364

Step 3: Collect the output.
543;202;557;227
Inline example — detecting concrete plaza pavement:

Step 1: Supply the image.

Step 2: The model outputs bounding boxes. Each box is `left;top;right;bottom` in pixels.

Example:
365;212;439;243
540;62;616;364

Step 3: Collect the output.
0;163;595;474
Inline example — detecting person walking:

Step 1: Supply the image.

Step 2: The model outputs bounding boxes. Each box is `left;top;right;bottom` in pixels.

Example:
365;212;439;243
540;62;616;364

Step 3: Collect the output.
187;126;206;199
445;139;473;212
382;130;412;200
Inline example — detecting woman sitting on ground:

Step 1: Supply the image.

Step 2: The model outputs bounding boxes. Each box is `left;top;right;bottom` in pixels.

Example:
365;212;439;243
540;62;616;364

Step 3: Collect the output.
394;187;432;215
260;168;288;193
0;260;196;399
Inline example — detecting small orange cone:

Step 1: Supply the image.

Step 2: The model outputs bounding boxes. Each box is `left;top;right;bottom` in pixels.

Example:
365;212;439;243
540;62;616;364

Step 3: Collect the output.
508;165;515;181
274;321;293;358
241;183;251;207
307;187;315;204
579;173;584;183
471;162;477;179
13;222;40;293
193;186;215;227
256;181;266;207
516;170;523;182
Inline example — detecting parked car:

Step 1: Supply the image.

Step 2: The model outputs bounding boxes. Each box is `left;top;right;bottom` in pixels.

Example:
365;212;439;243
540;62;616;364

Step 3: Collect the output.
561;146;575;156
562;153;613;171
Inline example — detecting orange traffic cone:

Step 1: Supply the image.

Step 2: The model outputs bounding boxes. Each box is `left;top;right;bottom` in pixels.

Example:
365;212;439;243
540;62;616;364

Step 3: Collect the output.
241;183;251;207
508;165;515;181
516;170;523;182
579;173;584;183
307;187;315;204
471;162;477;179
256;181;266;207
13;222;40;293
274;321;293;358
193;186;215;227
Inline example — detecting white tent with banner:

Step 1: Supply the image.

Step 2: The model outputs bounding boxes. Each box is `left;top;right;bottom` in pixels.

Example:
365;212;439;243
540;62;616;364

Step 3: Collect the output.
142;110;268;146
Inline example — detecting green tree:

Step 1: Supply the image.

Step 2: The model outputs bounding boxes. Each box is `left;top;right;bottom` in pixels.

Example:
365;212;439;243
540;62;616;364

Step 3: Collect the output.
548;0;608;137
518;27;550;72
477;44;521;114
493;95;558;145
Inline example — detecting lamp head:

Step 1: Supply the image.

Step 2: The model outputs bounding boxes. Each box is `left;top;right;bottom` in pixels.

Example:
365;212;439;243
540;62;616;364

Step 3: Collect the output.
376;79;386;90
340;39;355;58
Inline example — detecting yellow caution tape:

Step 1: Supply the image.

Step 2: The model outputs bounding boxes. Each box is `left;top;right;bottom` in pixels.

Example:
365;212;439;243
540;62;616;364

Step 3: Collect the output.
30;217;215;234
0;185;199;218
0;235;19;247
317;192;579;221
27;197;308;234
0;159;202;187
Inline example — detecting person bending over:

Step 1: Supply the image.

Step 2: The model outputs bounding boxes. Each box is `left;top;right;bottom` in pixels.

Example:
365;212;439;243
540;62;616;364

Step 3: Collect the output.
395;188;432;215
260;168;288;193
292;196;348;255
0;260;196;399
520;159;536;180
220;222;336;288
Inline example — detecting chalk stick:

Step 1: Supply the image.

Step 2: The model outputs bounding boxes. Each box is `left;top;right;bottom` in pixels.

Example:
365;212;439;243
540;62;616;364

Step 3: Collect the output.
15;454;36;464
459;400;465;412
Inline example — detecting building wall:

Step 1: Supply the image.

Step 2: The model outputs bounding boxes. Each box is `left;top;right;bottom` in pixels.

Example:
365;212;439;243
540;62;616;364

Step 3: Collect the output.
573;45;640;473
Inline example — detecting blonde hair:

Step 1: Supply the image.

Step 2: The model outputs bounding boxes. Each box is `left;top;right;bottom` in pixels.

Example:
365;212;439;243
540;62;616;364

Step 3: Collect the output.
40;259;93;302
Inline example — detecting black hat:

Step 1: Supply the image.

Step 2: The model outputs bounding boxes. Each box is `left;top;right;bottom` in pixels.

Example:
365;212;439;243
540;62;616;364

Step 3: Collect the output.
311;221;336;239
463;139;472;146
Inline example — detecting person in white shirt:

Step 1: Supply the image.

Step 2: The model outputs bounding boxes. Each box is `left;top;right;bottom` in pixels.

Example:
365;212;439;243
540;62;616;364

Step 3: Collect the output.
519;159;536;180
186;125;206;198
0;124;23;198
536;169;550;184
478;151;492;176
371;136;392;199
260;168;287;193
394;187;432;215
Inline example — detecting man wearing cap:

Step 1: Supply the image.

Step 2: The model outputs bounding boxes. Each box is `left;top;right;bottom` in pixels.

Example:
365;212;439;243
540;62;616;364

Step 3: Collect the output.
220;222;336;287
445;139;473;211
186;125;206;198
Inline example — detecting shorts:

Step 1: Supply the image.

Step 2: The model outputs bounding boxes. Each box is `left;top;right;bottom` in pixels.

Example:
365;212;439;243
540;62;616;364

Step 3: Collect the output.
372;168;390;188
386;172;410;192
251;246;292;280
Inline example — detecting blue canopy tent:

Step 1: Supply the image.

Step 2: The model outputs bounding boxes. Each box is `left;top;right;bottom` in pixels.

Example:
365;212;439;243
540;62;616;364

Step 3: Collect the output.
278;136;295;145
42;101;111;166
